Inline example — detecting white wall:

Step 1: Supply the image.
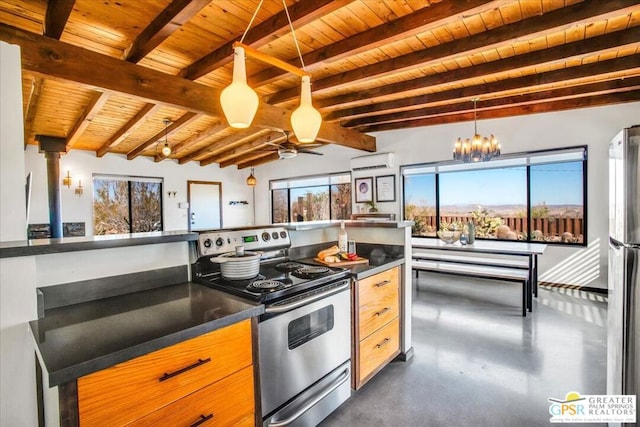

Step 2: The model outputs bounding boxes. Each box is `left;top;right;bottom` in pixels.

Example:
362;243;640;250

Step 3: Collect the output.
24;146;257;234
254;103;640;290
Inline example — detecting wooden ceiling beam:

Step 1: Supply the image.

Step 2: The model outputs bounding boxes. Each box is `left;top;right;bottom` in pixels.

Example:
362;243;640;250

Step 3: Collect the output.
178;129;267;164
96;103;160;157
154;120;227;162
23;76;44;148
179;0;353;80
0;24;375;152
346;77;640;128
234;152;281;170
66;91;110;148
127;112;199;160
43;0;75;39
329;54;640;122
268;0;640;104
250;0;501;87
200;132;286;166
125;0;210;63
359;90;640;133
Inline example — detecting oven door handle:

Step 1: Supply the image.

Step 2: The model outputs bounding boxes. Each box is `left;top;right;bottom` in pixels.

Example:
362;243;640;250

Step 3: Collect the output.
266;365;351;427
264;281;350;314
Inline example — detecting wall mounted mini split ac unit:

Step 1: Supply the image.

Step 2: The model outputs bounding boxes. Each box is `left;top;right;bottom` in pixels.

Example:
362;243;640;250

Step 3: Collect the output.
350;152;395;171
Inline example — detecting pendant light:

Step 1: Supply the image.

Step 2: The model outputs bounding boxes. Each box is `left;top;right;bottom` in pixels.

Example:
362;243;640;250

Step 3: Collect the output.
220;46;259;128
246;167;257;186
453;99;501;163
159;118;172;158
291;75;322;142
220;0;322;141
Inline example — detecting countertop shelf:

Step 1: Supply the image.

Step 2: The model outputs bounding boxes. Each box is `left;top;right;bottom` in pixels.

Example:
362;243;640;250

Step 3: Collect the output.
30;282;263;386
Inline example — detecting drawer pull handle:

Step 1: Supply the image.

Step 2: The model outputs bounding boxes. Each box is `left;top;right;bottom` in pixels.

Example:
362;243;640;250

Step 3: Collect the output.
374;280;392;288
374;307;391;316
159;358;211;382
190;414;214;427
376;338;391;349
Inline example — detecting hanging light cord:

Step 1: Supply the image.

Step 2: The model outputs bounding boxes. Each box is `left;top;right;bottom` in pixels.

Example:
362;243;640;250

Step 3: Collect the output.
473;98;478;134
240;0;264;43
282;0;306;71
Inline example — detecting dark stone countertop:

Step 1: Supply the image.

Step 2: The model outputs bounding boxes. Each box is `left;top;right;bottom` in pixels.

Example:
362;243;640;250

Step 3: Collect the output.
0;230;198;258
30;282;264;386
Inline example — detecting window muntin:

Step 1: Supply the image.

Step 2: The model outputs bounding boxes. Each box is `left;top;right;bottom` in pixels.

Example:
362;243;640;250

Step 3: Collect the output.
93;175;163;235
401;147;586;245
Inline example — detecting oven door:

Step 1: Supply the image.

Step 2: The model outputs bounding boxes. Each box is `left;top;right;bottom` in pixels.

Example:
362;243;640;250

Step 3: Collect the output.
259;280;351;420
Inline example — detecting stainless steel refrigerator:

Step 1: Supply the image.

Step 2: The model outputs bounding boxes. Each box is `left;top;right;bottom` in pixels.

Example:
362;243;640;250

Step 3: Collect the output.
608;125;639;407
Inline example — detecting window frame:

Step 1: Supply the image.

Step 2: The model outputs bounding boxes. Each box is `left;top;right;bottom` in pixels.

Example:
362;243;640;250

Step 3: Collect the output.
401;146;587;246
92;174;165;235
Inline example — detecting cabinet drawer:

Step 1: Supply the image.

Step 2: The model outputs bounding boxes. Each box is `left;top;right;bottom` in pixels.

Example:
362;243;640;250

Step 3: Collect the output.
358;317;400;382
358;286;399;339
357;267;399;307
128;365;255;427
78;319;252;427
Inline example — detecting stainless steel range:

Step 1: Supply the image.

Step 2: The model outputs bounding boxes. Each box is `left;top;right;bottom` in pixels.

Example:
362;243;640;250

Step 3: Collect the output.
194;227;352;427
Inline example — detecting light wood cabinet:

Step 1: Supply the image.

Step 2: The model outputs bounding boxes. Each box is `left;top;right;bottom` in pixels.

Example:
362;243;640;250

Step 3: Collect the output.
352;266;401;389
77;319;255;426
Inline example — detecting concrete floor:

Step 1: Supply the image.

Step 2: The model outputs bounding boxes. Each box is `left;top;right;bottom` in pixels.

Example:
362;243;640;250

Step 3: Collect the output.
321;274;608;427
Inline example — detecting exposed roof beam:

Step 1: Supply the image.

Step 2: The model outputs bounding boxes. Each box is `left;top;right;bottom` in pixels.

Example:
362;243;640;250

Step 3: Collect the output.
330;54;640;123
125;0;211;63
43;0;75;39
0;24;375;152
235;152;281;170
177;129;267;164
200;132;286;166
127;112;199;160
23;76;44;148
154;120;227;162
346;77;640;128
179;0;353;80
96;103;160;157
250;0;502;87
66;91;110;148
359;90;640;133
269;0;640;104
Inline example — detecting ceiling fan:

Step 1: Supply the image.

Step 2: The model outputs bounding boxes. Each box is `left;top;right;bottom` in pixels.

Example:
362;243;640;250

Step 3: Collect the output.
265;131;323;159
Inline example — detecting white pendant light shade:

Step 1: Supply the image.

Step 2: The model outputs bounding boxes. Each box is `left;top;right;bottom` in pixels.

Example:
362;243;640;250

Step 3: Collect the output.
161;143;172;157
291;75;321;142
220;46;259;128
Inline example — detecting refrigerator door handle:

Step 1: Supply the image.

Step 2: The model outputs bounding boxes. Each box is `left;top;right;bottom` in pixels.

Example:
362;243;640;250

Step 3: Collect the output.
610;236;625;250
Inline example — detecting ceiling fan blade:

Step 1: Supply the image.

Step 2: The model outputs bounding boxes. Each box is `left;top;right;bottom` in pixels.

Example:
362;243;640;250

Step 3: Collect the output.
296;143;323;149
298;149;323;155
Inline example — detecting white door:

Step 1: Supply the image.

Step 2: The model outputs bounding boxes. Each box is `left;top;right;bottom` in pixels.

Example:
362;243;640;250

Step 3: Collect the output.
188;181;222;231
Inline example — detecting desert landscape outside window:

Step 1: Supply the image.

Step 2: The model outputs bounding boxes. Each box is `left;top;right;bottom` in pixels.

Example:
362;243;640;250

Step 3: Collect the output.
402;147;586;245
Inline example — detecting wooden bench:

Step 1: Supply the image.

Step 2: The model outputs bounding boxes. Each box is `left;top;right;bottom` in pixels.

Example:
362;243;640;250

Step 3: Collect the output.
412;258;532;317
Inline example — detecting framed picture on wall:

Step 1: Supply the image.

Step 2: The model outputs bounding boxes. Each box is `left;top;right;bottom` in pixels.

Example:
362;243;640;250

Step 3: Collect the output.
376;175;396;202
355;177;373;203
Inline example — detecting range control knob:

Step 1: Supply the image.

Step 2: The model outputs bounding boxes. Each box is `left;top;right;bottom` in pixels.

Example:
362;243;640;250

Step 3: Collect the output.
261;232;270;242
203;239;213;248
272;231;279;239
280;231;287;239
215;237;224;247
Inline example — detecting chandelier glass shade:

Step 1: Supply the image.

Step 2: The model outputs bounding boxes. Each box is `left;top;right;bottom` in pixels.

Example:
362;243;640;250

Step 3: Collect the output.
246;167;257;186
291;75;322;142
220;46;259;129
453;100;500;163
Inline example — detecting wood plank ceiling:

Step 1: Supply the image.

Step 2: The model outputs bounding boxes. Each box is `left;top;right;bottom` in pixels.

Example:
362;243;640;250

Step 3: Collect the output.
1;0;639;169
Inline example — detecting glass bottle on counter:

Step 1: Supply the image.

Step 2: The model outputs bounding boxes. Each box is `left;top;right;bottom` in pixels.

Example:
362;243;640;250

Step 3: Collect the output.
338;221;348;252
467;221;476;244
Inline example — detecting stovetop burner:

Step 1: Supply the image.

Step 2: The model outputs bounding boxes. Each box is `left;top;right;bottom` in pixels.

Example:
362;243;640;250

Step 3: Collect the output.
276;261;304;272
293;265;331;278
249;279;283;291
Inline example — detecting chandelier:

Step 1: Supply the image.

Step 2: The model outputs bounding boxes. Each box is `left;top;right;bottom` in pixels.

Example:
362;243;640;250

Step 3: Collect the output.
220;0;322;142
453;99;500;162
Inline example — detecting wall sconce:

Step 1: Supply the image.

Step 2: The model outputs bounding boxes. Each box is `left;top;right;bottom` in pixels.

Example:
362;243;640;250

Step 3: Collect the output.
75;179;83;196
167;191;177;198
62;170;72;188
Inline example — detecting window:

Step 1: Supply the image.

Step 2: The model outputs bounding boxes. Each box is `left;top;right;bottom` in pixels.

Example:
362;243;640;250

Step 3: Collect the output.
93;175;163;235
270;173;351;223
402;147;586;245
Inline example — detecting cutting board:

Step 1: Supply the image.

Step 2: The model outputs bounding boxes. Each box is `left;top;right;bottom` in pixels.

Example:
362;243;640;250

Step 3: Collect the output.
314;256;369;266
